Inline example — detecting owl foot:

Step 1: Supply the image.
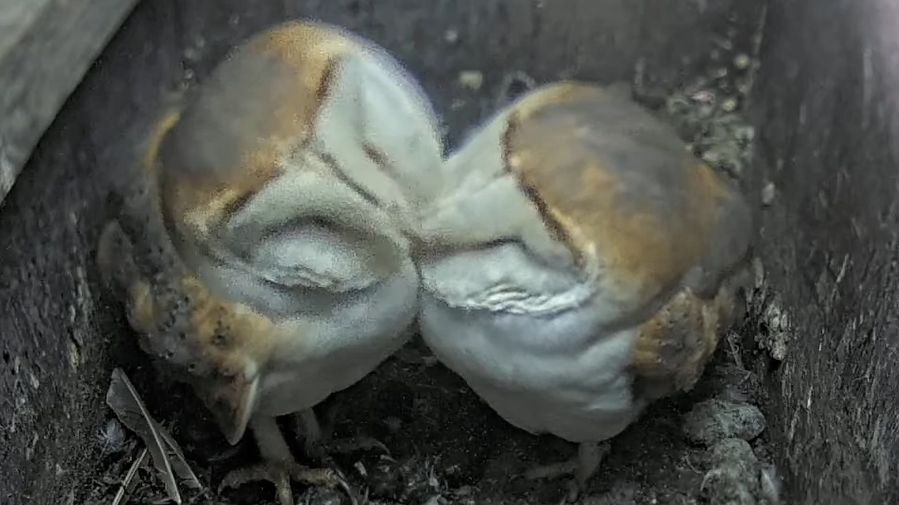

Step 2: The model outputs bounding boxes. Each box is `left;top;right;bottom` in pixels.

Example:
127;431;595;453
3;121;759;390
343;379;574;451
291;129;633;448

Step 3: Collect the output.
219;459;346;505
523;441;609;502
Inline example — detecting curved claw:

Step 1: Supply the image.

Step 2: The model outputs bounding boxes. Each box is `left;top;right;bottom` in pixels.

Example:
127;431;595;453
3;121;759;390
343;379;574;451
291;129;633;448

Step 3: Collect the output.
522;441;609;504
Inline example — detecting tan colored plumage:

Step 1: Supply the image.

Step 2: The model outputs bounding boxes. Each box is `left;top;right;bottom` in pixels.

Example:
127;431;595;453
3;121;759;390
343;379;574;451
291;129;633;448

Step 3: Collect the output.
97;219;342;503
500;82;747;316
101;19;444;505
98;220;278;441
153;21;442;282
632;265;751;400
416;81;753;500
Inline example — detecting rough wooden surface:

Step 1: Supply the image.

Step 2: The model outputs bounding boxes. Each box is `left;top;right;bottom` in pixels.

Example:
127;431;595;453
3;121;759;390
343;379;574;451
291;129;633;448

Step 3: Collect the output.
749;0;899;502
0;0;139;207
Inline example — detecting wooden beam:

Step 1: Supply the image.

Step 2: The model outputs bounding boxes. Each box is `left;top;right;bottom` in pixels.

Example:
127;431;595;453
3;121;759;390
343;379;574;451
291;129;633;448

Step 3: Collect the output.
0;0;140;206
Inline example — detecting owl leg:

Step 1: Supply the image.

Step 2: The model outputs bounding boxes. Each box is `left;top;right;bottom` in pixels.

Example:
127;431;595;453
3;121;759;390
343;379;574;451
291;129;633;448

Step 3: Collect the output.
219;415;349;505
523;441;609;502
570;441;608;501
298;408;389;461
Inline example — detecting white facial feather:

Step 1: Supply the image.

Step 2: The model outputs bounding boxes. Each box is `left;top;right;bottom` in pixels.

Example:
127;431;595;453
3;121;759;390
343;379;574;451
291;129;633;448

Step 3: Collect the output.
419;105;577;272
314;42;445;222
200;37;445;294
220;168;408;291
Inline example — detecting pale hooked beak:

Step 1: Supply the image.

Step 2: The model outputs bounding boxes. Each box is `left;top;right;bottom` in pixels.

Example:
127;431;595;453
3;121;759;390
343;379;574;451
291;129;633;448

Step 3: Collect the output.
193;367;260;445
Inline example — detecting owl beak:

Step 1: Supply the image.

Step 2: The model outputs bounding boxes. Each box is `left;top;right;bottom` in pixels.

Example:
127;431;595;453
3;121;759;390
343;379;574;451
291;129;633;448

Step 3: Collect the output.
194;366;260;445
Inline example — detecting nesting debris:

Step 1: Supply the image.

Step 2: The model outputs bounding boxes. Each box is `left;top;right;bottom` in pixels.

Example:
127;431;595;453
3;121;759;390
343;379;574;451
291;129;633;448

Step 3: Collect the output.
632;19;762;184
366;454;448;503
661;81;756;180
682;400;767;446
756;298;791;362
699;438;780;505
111;448;148;505
95;418;129;457
104;368;203;504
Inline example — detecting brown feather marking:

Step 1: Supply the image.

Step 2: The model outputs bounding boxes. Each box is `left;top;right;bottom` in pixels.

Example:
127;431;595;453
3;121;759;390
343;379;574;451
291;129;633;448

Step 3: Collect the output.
127;281;157;335
143;110;181;176
631;265;747;401
362;142;389;168
631;290;710;389
320;149;381;207
502;111;582;265
122;269;285;383
155;22;349;241
503;82;728;305
178;275;277;373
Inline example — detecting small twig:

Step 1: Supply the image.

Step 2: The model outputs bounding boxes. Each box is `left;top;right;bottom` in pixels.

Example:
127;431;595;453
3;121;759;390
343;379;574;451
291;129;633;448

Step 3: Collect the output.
112;447;148;505
106;368;203;502
726;331;745;369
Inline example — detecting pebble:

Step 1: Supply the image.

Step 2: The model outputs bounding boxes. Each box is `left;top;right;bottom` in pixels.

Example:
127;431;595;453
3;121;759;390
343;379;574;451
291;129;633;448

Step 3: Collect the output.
761;182;776;206
733;53;752;70
457;70;484;91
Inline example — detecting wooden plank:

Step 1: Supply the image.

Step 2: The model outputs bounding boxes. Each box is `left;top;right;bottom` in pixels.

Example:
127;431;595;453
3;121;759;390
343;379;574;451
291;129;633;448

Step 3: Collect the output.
0;0;140;206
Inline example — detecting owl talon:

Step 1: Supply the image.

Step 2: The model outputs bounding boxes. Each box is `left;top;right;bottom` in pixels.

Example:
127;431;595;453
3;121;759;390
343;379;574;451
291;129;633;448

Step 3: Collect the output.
219;460;344;505
522;442;609;502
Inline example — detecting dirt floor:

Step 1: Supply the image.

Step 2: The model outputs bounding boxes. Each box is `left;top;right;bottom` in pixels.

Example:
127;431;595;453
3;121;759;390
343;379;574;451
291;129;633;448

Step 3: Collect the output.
79;319;784;505
76;9;789;505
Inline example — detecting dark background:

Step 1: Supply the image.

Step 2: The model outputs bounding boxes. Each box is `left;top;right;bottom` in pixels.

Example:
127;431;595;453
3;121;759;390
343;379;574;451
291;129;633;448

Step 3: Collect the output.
0;1;896;504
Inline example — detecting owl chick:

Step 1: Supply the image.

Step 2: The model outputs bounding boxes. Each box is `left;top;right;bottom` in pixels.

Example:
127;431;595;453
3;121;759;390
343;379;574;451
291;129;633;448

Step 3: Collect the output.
97;219;350;504
415;82;753;500
122;19;444;505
